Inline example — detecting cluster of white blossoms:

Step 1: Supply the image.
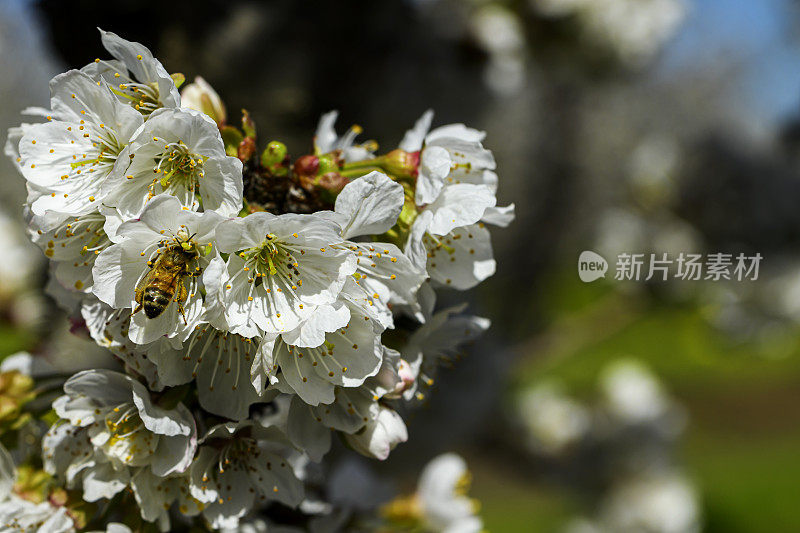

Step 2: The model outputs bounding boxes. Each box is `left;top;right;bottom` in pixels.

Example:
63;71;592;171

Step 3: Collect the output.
3;29;508;531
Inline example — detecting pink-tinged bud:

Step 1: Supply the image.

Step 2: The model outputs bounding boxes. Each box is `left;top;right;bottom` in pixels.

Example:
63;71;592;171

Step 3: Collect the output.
386;358;418;398
294;155;320;178
398;359;417;388
383;149;420;178
237;137;257;162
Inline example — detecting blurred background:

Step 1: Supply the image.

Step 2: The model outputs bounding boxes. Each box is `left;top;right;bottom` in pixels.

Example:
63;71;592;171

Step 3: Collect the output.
3;0;800;531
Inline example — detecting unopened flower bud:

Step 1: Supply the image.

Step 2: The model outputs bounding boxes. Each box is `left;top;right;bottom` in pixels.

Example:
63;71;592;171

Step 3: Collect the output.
382;149;420;179
317;154;339;175
237;137;257;162
181;76;227;125
294;155;320;179
385;358;418;399
261;141;287;168
398;359;417;390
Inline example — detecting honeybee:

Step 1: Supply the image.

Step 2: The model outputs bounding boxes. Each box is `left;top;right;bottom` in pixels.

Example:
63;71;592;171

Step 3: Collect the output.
134;233;201;322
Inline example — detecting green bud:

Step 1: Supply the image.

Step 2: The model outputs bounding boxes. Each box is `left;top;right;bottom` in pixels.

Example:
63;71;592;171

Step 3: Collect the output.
317;154;338;175
261;141;287;168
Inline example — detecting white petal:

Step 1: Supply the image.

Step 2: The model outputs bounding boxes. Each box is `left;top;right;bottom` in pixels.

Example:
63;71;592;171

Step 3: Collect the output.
62;369;134;406
99;29;180;108
416;146;451;205
91;242;149;308
82;460;129;501
247;451;305;508
161;329;269;420
344;407;407;460
200;155;243;217
130;469;174;531
42;424;93;479
203;469;255;529
277;343;336;406
287;397;331;462
214;212;276;251
426;123;486;144
425;184;496;236
427;136;495;171
399;110;433;152
280;303;350;349
309;388;373;434
130;380;193;437
314;111;339;154
333;171;404;239
482;203;515;227
427;223;495;290
351;241;427;314
404;210;433;272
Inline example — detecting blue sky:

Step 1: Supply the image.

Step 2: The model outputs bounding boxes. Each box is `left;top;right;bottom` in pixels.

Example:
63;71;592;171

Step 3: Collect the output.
662;0;800;126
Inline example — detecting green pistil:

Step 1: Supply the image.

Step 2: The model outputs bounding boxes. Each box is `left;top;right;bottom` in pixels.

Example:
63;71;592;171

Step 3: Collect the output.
244;234;281;276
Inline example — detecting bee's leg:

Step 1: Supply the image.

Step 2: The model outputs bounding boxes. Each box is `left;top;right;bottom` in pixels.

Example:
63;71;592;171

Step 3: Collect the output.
176;281;189;325
145;248;163;269
133;285;145;315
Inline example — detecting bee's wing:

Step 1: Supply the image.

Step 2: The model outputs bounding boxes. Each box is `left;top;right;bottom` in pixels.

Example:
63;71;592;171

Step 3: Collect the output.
135;267;161;292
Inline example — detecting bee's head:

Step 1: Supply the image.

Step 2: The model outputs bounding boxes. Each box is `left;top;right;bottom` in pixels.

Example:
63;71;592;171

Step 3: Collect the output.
174;229;200;256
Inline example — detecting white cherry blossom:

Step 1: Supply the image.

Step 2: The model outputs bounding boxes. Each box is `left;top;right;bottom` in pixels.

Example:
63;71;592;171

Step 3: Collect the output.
83;29;180;115
399;112;514;290
188;422;304;529
285;348;407;461
209;212;357;338
92;195;223;344
0;496;75;533
42;370;197;506
416;454;482;533
399;110;495;205
321;172;427;328
264;299;383;406
16;70;143;225
102;107;243;218
29;207;122;293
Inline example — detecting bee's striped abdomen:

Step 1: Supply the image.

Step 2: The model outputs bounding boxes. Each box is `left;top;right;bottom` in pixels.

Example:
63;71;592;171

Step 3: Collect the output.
143;287;172;318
